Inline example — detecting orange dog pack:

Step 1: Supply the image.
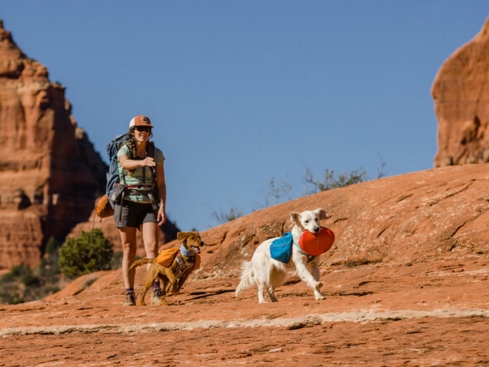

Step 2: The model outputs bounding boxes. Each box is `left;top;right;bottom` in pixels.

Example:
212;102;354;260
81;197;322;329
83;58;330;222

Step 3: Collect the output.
156;247;201;269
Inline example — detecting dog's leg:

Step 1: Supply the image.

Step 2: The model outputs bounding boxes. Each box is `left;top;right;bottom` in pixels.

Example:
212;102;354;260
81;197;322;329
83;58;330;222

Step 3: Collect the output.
266;286;278;302
309;261;325;300
164;269;179;294
257;282;268;304
174;269;192;293
313;288;325;300
310;261;321;281
293;253;326;300
161;277;171;295
255;262;272;304
138;282;152;306
154;274;169;306
267;268;287;302
163;279;172;294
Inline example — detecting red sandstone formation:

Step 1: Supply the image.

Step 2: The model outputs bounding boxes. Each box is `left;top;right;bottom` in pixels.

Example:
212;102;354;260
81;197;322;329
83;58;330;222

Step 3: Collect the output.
1;164;489;365
0;19;176;270
0;19;106;269
432;17;489;167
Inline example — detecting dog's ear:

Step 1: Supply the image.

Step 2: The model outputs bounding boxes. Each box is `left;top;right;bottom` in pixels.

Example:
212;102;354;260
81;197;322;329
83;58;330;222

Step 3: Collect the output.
314;208;328;220
290;212;302;227
177;232;190;242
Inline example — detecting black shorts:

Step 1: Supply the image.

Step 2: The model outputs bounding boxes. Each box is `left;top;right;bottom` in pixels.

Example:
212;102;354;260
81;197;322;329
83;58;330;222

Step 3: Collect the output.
114;200;157;228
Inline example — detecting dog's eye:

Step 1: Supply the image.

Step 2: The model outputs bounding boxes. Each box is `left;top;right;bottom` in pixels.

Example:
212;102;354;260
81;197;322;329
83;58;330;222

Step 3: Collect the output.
304;220;309;224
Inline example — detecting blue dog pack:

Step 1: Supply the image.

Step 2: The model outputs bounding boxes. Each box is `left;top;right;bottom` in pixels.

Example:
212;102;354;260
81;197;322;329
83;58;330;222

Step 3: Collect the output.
269;232;293;263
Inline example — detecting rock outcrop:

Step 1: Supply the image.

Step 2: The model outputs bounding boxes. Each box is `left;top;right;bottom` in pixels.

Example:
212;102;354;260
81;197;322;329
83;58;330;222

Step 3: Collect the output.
0;19;108;269
0;20;177;270
2;164;489;365
432;17;489;167
182;163;489;281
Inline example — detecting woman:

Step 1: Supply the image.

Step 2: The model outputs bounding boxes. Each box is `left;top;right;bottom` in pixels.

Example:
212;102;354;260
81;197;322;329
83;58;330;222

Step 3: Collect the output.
114;115;167;306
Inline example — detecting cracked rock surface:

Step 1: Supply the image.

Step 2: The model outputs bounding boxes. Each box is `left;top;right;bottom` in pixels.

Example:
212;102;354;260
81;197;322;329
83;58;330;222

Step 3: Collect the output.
2;164;489;366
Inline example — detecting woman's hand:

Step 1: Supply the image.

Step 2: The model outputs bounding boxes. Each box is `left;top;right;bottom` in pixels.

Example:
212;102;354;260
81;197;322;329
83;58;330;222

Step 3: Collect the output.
157;207;167;225
140;157;156;167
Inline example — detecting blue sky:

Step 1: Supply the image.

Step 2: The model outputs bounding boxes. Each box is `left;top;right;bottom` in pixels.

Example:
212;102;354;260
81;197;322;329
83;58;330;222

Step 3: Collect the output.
2;1;488;231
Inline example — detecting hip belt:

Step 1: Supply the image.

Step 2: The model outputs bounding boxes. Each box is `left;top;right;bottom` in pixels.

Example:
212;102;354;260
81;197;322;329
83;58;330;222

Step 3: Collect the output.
125;186;158;211
126;185;153;189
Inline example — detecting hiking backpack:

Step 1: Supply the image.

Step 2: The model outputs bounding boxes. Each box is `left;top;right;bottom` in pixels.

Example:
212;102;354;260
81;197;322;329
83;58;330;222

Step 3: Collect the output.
106;134;128;209
95;134;156;218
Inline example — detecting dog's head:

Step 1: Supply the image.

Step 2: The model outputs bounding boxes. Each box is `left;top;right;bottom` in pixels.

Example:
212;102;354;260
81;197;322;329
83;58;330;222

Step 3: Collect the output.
177;231;204;254
290;208;329;234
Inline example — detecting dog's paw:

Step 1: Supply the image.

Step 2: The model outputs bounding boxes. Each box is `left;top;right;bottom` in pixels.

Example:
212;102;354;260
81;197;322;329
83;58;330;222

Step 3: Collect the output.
315;295;326;301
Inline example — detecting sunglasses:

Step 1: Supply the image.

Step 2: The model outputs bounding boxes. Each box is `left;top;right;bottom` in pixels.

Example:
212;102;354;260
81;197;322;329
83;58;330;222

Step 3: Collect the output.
134;126;152;132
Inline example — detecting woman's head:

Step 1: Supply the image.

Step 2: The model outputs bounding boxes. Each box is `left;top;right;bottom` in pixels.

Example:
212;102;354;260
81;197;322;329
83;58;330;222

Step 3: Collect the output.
128;115;153;140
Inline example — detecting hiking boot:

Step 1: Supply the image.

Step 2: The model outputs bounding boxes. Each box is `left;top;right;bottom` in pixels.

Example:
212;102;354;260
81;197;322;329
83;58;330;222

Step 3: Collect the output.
151;288;165;305
123;291;136;306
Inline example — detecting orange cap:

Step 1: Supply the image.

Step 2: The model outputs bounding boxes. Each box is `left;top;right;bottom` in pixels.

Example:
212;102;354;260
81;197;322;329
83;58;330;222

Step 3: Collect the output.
129;115;152;128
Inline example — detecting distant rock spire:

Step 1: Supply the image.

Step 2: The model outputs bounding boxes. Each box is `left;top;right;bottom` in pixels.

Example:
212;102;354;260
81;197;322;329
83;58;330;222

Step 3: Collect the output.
432;17;489;167
0;19;26;62
0;19;106;269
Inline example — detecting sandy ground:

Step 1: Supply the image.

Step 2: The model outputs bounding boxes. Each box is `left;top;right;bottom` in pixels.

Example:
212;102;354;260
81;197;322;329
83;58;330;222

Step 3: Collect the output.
1;255;488;366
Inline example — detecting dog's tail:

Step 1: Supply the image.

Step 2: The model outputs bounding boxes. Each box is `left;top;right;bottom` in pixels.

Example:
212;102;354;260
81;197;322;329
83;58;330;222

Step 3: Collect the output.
128;257;155;273
235;260;255;298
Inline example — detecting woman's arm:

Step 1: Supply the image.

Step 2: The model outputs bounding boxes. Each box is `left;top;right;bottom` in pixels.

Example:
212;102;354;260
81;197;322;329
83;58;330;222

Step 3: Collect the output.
119;154;156;171
156;160;167;225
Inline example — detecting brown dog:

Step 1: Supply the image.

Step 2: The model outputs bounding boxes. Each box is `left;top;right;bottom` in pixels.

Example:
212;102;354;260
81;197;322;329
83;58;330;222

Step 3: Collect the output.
128;231;204;306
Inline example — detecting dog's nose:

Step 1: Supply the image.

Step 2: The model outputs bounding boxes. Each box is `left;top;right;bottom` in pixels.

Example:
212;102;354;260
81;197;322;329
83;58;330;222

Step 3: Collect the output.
313;227;320;233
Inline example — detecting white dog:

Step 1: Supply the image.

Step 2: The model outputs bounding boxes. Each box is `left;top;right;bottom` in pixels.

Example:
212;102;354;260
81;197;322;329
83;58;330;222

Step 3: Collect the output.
235;208;329;303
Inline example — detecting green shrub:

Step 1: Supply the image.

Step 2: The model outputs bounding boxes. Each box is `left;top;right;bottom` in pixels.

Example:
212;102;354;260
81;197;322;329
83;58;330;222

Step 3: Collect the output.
39;236;61;282
0;265;36;304
59;229;113;279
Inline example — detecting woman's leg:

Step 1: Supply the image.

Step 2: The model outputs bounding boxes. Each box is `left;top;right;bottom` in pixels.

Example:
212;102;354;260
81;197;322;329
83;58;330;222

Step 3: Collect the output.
141;221;158;259
120;226;138;290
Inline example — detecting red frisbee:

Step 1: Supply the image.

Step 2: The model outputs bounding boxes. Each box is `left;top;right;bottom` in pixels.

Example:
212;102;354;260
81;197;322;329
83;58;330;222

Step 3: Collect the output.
299;227;335;256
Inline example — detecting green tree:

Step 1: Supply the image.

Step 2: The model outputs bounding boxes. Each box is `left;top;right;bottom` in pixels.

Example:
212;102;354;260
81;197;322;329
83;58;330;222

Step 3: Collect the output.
59;229;113;279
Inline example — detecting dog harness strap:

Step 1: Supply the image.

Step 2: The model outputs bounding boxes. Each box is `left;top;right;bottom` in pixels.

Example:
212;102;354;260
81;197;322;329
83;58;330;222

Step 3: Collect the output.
293;241;316;263
175;253;194;277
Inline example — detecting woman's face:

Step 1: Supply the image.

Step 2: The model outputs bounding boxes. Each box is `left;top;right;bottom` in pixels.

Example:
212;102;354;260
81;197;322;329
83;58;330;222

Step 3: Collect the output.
132;126;152;143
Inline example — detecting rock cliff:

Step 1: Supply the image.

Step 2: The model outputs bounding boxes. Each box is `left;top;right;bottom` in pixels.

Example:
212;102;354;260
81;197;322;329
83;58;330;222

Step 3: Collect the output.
432;17;489;167
0;19;176;270
0;19;108;269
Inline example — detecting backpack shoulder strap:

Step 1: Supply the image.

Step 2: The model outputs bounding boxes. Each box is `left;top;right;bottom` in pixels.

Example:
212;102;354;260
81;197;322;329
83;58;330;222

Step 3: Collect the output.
147;141;155;158
147;142;157;185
